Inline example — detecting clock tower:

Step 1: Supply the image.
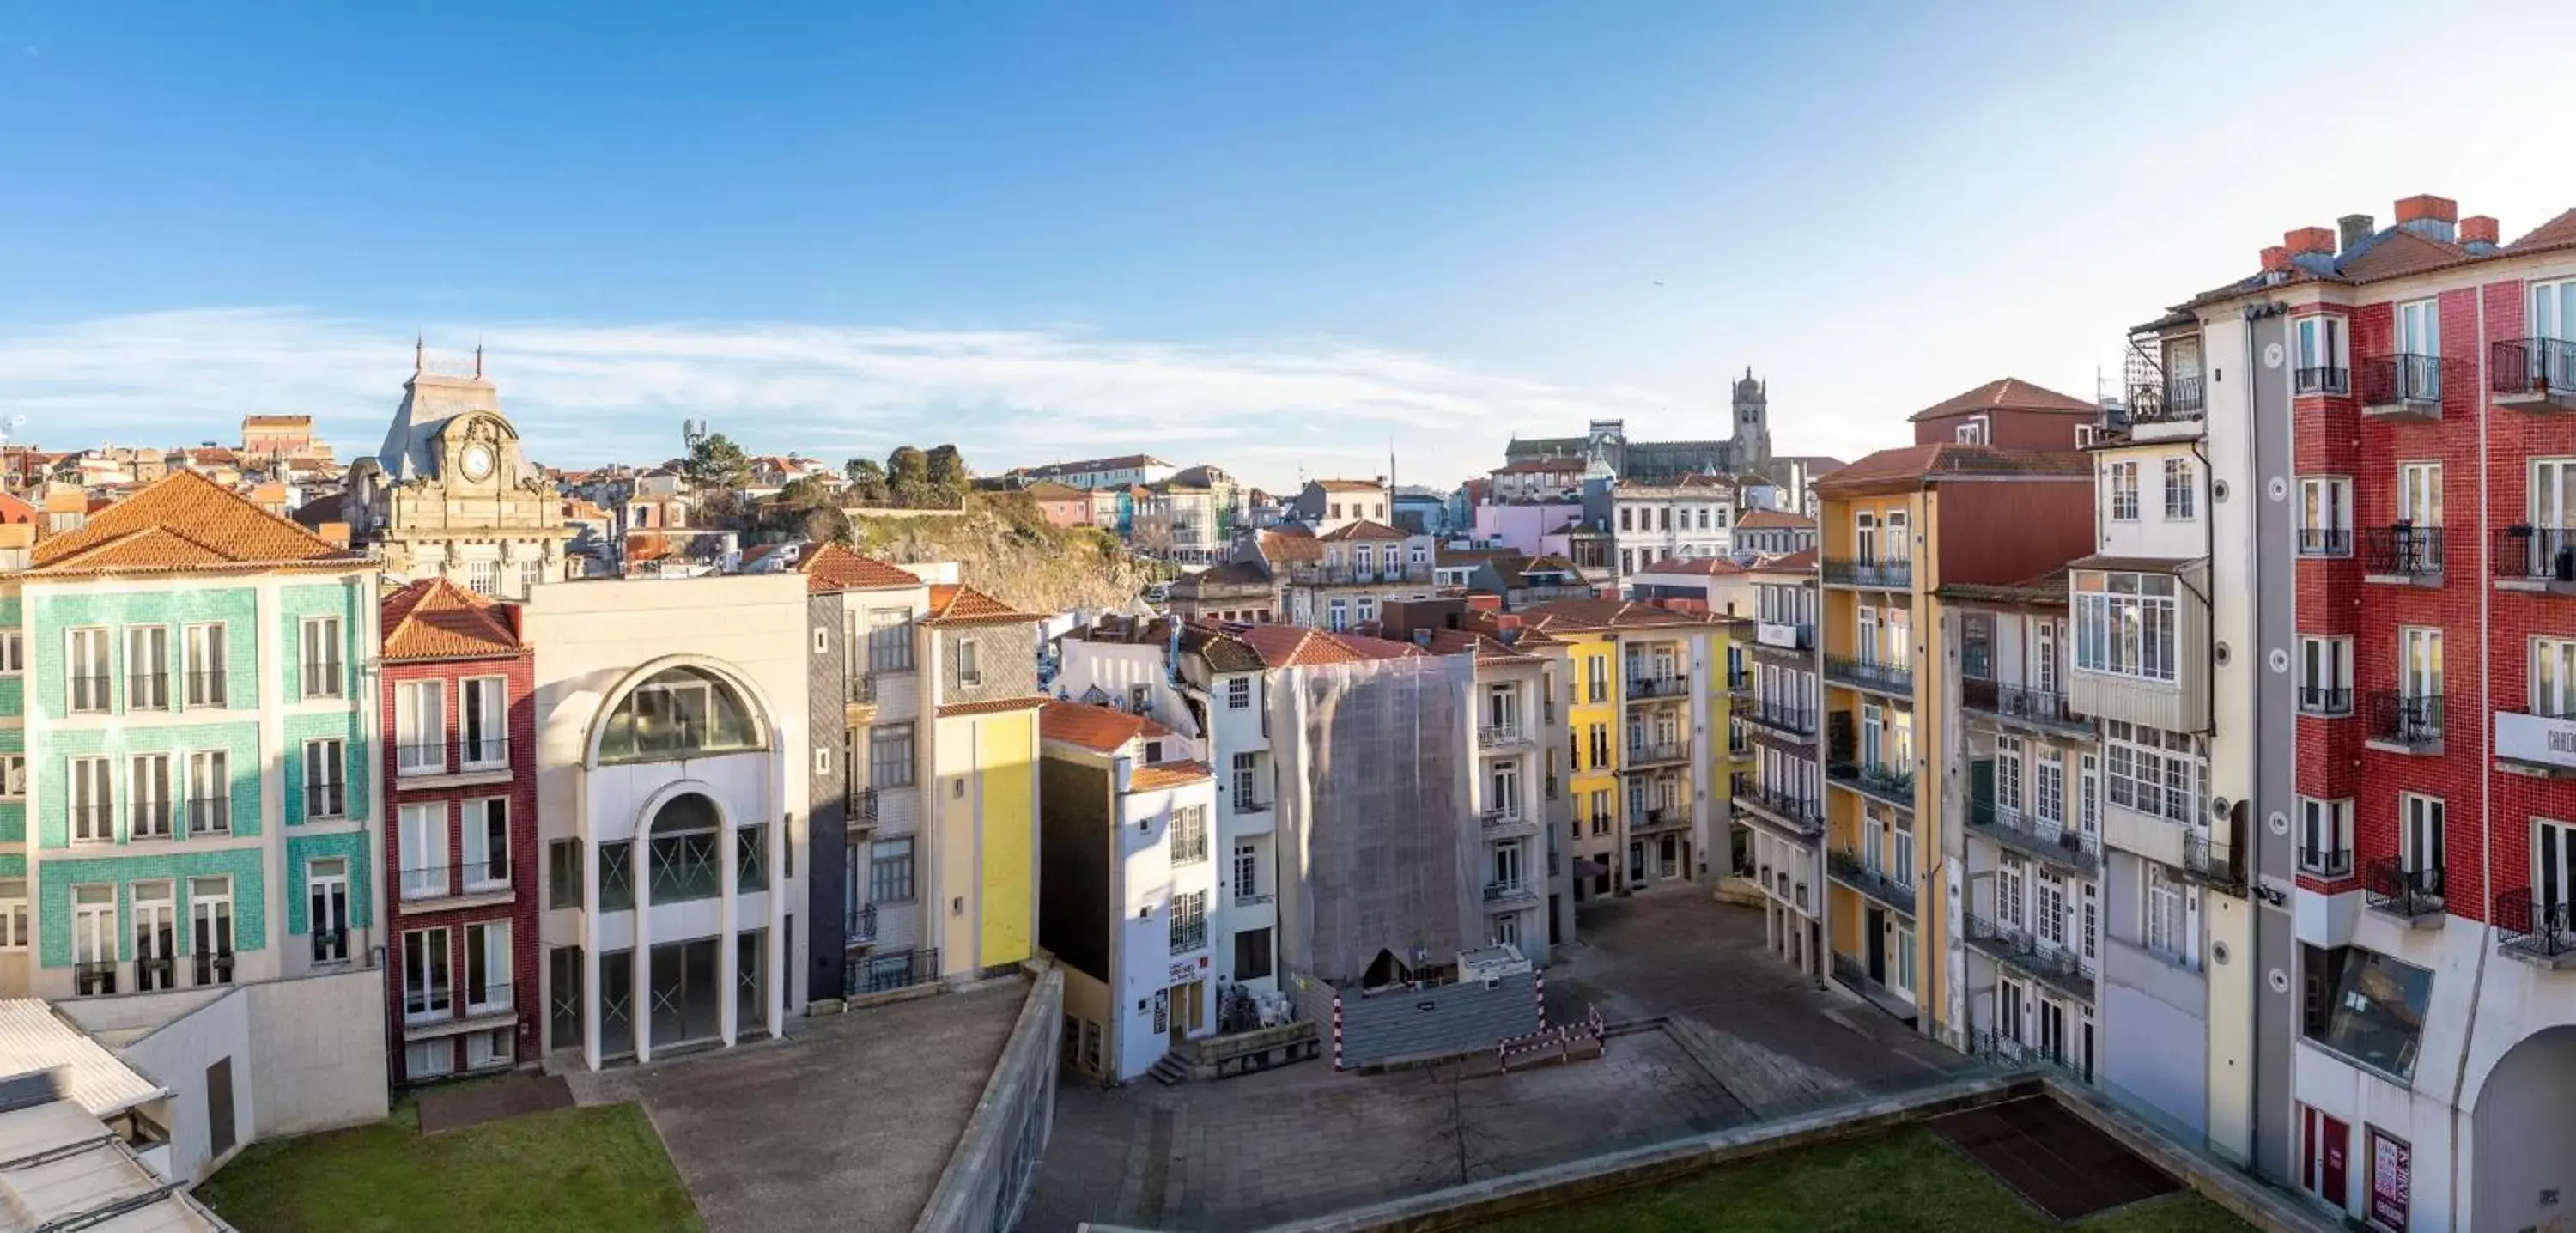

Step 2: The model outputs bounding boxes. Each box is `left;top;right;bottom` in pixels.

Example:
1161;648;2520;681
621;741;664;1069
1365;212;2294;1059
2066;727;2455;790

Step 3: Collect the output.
344;350;570;597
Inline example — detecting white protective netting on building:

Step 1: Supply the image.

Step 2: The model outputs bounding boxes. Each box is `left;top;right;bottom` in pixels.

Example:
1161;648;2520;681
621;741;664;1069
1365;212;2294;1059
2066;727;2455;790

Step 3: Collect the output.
1271;650;1478;986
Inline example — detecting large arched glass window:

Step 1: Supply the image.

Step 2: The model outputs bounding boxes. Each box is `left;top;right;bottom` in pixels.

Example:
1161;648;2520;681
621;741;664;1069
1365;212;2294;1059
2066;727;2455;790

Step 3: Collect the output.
599;665;763;763
647;793;721;904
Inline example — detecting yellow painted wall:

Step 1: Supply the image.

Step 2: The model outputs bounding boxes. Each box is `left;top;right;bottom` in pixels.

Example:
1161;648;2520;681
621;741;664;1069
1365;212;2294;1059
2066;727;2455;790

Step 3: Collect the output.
976;708;1038;967
1564;634;1620;823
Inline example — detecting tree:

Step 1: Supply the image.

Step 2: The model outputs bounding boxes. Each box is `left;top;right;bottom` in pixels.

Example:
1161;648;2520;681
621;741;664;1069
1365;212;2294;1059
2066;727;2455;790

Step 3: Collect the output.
885;446;933;507
925;444;970;507
843;457;890;504
684;432;753;491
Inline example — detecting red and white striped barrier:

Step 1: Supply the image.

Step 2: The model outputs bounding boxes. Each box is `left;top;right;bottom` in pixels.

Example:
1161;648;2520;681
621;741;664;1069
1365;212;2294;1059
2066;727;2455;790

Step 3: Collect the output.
1329;991;1345;1069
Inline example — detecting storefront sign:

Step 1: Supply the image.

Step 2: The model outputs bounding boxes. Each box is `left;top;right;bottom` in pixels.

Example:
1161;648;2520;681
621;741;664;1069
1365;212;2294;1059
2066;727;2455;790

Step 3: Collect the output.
2497;711;2576;769
2369;1129;2410;1231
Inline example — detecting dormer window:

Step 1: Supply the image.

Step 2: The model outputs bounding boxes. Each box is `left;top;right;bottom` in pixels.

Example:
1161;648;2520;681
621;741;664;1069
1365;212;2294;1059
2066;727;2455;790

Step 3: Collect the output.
1144;739;1164;762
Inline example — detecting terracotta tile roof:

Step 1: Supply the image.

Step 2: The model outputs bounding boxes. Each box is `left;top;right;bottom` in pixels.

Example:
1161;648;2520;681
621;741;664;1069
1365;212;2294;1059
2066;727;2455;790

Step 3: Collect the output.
1257;528;1323;563
1172;561;1273;595
1310;479;1384;493
1230;624;1426;668
1812;443;2091;495
2507;207;2576;253
1748;547;1820;574
1179;623;1266;674
1906;378;2099;422
2332;227;2468;283
1040;700;1178;753
1312;519;1409;543
27;471;364;577
922;582;1039;624
382;578;523;661
799;544;921;594
1734;508;1814;531
1127;761;1213;792
937;695;1048;718
1021;481;1086;501
1516;598;1716;632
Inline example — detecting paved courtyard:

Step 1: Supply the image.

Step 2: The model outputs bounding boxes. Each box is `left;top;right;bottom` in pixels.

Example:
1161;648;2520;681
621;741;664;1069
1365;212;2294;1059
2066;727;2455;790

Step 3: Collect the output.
1022;890;1965;1231
569;976;1032;1233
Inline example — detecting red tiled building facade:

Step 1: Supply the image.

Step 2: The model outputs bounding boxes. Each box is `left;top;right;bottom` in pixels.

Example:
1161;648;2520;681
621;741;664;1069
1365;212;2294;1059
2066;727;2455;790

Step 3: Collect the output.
379;580;543;1084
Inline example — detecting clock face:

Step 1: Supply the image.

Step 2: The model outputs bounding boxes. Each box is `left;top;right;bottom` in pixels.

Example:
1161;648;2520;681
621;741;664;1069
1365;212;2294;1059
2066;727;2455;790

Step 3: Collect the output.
459;444;495;482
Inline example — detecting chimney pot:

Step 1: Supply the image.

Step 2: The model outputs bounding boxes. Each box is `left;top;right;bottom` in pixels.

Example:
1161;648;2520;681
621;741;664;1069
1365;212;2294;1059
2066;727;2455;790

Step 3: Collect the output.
2259;246;2293;274
2286;226;2336;256
2460;215;2500;247
2338;214;2375;253
2396;194;2459;225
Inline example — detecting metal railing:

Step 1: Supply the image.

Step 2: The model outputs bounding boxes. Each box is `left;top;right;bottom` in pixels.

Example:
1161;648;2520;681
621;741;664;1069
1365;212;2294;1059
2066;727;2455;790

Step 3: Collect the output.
399;863;511;901
1820;557;1913;589
1826;759;1915;807
136;955;177;992
2496;887;2575;961
2297;686;2353;717
1477;725;1527;749
191;951;235;987
1829;950;1878;993
1625;741;1687;766
1287;562;1432;585
2298;845;2354;878
68;674;110;713
2357;352;2445;408
310;927;348;964
2129;376;2206;423
459;738;508;768
394;741;449;775
1481;880;1534;904
1724;671;1753;695
1626;674;1688;700
1733;784;1825;835
2360;525;2444;578
70;805;112;842
2183;832;2243;891
1823;653;1914;695
2296;528;2351;556
846;902;879;945
2495;525;2576;583
188;799;231;835
848;785;879;823
2365;856;2445;919
1479;807;1525;830
73;961;118;997
460;982;514;1016
1959;679;2084;731
126;802;174;840
1965;800;2100;873
1963;914;2093;996
2365;690;2444;745
185;669;228;708
403;986;453;1024
1826;846;1915;914
850;947;939;995
848;673;879;705
1743;700;1816;737
126;674;171;711
301;662;345;698
2492;337;2576;401
2293;365;2351;397
305;784;346;818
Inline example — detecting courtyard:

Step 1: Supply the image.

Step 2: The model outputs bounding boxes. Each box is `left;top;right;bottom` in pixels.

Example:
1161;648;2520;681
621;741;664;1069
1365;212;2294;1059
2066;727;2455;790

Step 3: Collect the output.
1023;890;1971;1230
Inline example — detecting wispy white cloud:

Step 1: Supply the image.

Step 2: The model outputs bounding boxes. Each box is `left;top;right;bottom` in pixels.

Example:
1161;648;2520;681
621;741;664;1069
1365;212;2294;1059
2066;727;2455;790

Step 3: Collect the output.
0;307;1676;487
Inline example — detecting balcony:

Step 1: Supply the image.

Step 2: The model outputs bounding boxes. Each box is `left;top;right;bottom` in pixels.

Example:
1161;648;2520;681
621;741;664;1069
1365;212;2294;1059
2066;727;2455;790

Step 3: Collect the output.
1742;700;1816;739
1964;800;2099;876
1479;806;1534;834
1481;880;1538;907
846;902;879;947
301;661;346;699
459;738;509;771
2298;844;2354;879
848;785;880;825
2360;525;2444;585
1725;670;1753;698
2494;526;2576;595
1959;679;2087;738
72;961;118;997
2494;888;2576;969
1822;653;1913;698
184;669;229;709
2363;690;2444;756
2498;705;2576;779
2364;857;2445;927
305;784;346;820
1624;741;1687;768
2491;337;2576;411
847;673;879;707
1626;674;1688;701
2296;528;2351;557
403;987;453;1027
1963;914;2095;1002
1826;759;1915;811
2298;686;2354;717
1755;619;1815;653
394;740;449;778
2180;831;2245;895
68;674;110;714
849;947;940;996
2357;353;2447;422
1628;806;1687;834
2128;376;2206;426
190;951;235;988
1732;785;1825;838
2294;365;2352;397
1826;846;1915;915
1820;557;1912;590
187;798;232;836
1477;724;1530;750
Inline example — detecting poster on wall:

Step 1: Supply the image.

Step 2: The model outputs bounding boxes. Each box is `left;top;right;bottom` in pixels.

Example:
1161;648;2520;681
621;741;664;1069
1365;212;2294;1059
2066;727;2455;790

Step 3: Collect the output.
2368;1128;2410;1231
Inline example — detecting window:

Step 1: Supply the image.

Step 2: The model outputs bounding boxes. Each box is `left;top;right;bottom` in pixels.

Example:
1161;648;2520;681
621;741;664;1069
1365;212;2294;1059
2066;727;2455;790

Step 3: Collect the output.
2401;793;2445;878
304;739;345;818
1489;761;1520;818
521;558;547;596
1998;861;2025;924
461;677;507;767
1230;752;1264;812
956;637;982;687
2397;461;2443;526
2299;477;2350;555
125;626;170;710
868;722;915;787
1955;416;1988;445
2034;751;2065;826
397;680;446;774
2300;799;2353;875
1619;507;1632;531
2162;458;2196;519
1170;890;1209;951
186;750;228;834
1589;789;1612;836
404;929;452;1022
132;882;176;991
1893;826;1916;887
2073;570;2179;682
462;560;501;596
188;877;232;985
2398;296;2440;364
2300;636;2353;714
67;628;110;713
2295;313;2348;392
1170;805;1209;864
2537;817;2576;920
0;631;18;673
301;616;343;698
0;879;24;951
2102;721;2202;824
2079;752;2099;836
2312;949;2434;1079
547;839;581;909
128;753;173;839
1961;614;1992;679
598;665;762;762
183;623;226;707
1891;925;1917;999
465;921;511;1012
464;799;509;889
2399;626;2443;711
2145;865;2190;965
400;804;448;900
1996;735;2025;814
1233;842;1261;902
1233;927;1273;981
69;756;112;842
1227;677;1251;709
72;885;117;994
308;859;349;963
866;609;914;672
2107;462;2140;521
2036;875;2067;948
870;837;916;903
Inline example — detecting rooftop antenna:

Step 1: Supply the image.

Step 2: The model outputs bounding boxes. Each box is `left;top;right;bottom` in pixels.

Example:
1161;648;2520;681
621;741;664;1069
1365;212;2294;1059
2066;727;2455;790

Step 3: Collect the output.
414;335;424;374
474;341;484;379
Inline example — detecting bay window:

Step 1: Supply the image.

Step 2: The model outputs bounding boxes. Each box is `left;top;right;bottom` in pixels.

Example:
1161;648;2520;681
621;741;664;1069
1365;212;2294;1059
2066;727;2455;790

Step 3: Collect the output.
2073;570;2179;682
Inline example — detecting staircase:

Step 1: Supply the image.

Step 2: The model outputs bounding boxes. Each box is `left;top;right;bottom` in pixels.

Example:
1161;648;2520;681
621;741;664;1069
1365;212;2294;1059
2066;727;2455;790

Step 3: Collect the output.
1146;1050;1190;1086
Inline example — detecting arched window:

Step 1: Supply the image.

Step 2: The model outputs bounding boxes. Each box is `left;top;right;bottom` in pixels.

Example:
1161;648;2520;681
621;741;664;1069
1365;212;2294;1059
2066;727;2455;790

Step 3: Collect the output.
599;665;763;763
647;793;720;904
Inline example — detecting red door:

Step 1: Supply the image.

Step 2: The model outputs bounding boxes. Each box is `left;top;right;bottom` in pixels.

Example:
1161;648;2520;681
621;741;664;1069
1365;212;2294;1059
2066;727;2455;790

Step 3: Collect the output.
2318;1114;2350;1206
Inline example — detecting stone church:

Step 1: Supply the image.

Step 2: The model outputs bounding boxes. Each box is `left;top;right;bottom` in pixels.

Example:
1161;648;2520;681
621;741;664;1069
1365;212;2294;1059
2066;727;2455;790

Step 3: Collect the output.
343;350;569;598
1505;367;1775;480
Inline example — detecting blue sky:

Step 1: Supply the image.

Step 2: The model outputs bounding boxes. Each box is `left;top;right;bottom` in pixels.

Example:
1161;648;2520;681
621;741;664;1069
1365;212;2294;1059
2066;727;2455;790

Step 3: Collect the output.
5;2;2574;488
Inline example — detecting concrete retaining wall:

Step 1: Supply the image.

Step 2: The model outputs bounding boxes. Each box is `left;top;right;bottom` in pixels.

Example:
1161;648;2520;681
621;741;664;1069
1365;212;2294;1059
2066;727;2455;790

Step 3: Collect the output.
914;965;1062;1233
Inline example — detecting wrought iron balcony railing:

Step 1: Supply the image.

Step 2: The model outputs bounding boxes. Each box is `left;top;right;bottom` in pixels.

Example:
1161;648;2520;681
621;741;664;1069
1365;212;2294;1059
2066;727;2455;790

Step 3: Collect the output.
1826;759;1915;808
2293;365;2351;397
2296;528;2351;556
2365;856;2445;920
2360;525;2444;580
1477;725;1528;749
849;947;940;995
1820;557;1912;589
1626;674;1688;700
1732;785;1825;835
1959;679;2085;732
184;669;229;708
2181;832;2244;893
1625;740;1687;767
1823;653;1914;696
2357;352;2446;411
1826;846;1915;915
1743;700;1816;738
2495;887;2576;963
2128;376;2206;423
2296;686;2353;717
2496;525;2576;585
2298;845;2354;878
2365;690;2444;747
1963;914;2094;998
2491;337;2576;407
845;902;879;946
1965;800;2099;874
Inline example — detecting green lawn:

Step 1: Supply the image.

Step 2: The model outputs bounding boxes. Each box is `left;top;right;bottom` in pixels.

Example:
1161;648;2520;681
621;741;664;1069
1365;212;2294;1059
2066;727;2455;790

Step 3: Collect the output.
197;1098;703;1233
1489;1127;2248;1233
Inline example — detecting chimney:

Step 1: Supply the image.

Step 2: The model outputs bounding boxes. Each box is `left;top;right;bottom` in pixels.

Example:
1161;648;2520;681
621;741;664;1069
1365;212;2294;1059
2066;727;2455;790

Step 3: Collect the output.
2339;214;2375;253
2259;246;2293;275
2285;226;2339;276
2395;194;2458;243
2460;215;2500;254
317;522;350;549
